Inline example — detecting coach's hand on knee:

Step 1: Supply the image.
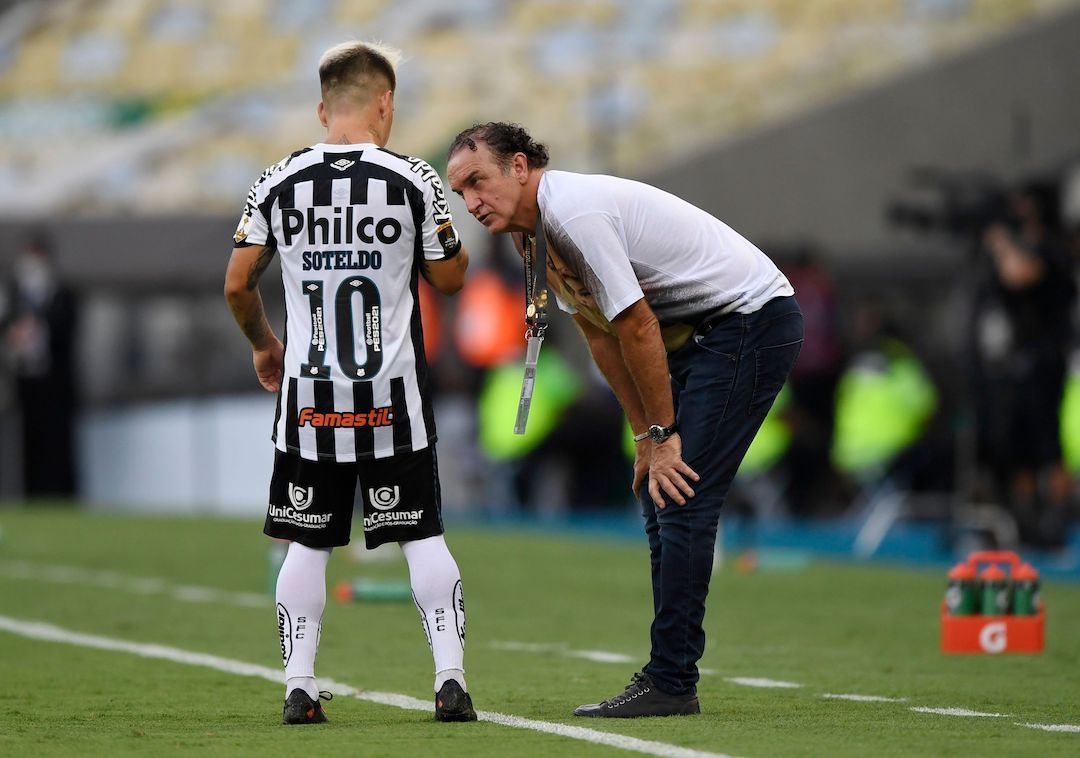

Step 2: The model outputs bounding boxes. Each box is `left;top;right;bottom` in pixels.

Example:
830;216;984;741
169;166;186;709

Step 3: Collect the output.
632;440;653;497
647;435;700;509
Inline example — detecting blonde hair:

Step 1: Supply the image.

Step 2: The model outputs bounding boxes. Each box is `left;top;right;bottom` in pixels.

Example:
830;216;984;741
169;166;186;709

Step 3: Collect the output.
318;41;402;109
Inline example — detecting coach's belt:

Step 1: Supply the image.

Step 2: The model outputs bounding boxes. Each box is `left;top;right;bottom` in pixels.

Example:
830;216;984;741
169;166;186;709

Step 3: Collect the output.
694;307;738;335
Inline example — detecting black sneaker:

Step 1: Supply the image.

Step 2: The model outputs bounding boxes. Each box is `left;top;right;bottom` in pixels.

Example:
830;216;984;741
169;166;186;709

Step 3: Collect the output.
435;679;477;722
573;672;700;718
282;689;331;725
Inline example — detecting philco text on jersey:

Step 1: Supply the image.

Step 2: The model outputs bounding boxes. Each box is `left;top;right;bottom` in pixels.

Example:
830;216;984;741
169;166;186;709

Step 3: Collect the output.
282;206;403;246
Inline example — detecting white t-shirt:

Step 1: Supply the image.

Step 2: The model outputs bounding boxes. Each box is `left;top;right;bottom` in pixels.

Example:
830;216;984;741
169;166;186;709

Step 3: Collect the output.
538;170;792;332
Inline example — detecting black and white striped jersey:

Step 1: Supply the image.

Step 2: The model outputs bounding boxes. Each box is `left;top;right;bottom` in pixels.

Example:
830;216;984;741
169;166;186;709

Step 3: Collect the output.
233;143;462;462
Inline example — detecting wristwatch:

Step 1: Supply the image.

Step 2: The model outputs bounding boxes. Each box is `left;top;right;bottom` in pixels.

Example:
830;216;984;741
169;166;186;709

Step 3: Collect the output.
633;423;679;444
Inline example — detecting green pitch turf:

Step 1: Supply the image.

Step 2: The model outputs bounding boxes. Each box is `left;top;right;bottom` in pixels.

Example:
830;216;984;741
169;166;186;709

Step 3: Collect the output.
0;506;1078;757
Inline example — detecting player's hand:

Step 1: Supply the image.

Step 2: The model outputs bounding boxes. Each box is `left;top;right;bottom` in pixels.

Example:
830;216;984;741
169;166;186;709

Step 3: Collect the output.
632;439;653;497
647;434;700;509
252;338;285;393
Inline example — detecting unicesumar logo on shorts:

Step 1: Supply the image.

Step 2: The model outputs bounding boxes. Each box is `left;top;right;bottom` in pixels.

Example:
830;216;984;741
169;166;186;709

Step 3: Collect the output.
288;483;314;510
369;486;400;511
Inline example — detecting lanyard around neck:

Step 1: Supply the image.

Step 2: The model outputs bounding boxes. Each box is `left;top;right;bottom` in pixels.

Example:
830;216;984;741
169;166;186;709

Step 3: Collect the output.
522;213;548;338
514;213;549;435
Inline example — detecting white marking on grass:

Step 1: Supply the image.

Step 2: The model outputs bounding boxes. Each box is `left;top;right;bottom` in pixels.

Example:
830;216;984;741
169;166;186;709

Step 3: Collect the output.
822;693;907;703
0;560;267;609
910;707;1008;718
725;677;801;689
490;640;636;664
575;649;636;664
0;616;736;758
1018;723;1080;733
491;640;718;674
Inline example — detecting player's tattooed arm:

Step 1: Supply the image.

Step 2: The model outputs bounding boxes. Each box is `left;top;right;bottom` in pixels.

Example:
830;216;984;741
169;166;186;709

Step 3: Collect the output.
245;245;277;290
237;307;271;346
225;244;280;350
225;243;284;391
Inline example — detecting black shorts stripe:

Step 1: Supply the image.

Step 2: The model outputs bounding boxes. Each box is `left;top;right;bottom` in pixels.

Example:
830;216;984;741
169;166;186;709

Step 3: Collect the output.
353;381;375;456
431;444;444;531
390;376;412;452
285;377;300;452
313;379;336;458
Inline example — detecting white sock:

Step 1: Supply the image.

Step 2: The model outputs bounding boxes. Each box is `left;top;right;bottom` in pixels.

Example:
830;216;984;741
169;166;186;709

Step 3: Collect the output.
286;676;318;700
276;541;332;699
435;668;466;692
400;535;467;692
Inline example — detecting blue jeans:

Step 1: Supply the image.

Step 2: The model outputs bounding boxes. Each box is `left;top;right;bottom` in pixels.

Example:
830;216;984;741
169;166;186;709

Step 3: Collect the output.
641;295;803;695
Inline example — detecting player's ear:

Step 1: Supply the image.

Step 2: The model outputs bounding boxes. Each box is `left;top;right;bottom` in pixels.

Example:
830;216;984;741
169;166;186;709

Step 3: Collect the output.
317;101;328;128
513;152;529;183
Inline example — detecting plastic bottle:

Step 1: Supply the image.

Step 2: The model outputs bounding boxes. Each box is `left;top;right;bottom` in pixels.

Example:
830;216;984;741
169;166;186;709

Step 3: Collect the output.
945;562;978;615
979;564;1010;616
1011;562;1041;616
333;578;413;603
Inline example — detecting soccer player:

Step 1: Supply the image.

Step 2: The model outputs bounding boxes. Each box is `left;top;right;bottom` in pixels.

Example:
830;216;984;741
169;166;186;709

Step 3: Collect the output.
224;42;475;725
447;123;802;718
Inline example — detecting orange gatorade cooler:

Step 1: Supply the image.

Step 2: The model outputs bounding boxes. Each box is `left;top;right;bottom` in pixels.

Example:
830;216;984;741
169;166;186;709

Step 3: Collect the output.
940;550;1044;654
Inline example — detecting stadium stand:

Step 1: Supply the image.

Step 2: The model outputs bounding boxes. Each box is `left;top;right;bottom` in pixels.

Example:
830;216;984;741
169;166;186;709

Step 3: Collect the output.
1;0;1077;216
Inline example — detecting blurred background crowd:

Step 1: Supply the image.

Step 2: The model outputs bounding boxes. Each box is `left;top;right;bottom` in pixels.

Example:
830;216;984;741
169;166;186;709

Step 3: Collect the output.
2;0;1080;556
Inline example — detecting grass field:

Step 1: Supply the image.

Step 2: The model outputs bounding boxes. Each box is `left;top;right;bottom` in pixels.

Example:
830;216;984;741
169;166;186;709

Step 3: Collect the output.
1;506;1078;757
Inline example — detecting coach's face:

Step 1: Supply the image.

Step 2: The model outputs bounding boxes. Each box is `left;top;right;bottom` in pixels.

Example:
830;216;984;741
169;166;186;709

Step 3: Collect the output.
448;143;531;234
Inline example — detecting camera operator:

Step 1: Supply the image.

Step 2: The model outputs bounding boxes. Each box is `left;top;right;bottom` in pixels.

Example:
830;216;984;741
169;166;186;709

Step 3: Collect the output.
972;181;1075;549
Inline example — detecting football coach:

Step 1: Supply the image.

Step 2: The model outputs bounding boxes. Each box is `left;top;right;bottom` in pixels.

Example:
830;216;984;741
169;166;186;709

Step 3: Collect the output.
447;122;803;718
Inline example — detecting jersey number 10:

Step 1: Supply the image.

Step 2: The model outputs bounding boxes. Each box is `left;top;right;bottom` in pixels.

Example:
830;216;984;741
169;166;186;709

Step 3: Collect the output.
300;277;383;379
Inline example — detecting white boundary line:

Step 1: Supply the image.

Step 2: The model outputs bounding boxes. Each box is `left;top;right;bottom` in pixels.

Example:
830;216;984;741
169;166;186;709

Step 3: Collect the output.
0;560;267;608
910;707;1009;718
822;694;907;703
1018;723;1080;733
490;641;728;674
491;641;636;664
724;678;801;689
0;615;735;758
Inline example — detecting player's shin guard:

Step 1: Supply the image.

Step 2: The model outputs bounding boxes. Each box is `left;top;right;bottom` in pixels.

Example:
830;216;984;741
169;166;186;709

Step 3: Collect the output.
276;542;332;699
401;535;467;691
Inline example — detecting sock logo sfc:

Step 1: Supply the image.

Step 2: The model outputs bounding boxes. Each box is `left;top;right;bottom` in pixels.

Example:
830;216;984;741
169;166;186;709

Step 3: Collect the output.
368;485;401;510
288;483;314;510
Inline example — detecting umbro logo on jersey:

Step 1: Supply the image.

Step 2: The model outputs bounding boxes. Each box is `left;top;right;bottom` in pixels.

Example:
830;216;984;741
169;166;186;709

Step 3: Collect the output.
288;483;314;510
368;486;400;511
330;158;355;171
